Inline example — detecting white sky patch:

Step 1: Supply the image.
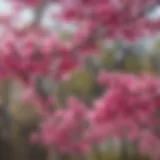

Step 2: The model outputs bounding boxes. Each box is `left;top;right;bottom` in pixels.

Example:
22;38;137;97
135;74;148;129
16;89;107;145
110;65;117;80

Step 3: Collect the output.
12;9;34;28
0;0;13;15
41;4;62;30
149;6;160;20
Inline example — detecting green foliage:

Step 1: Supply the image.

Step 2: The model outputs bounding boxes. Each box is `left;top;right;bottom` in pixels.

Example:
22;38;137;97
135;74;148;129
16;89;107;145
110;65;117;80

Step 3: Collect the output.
55;69;99;105
11;122;47;160
68;69;96;98
100;50;145;73
9;102;40;128
11;123;30;160
0;79;11;107
88;150;150;160
148;52;160;74
152;40;160;52
100;49;116;70
59;30;73;41
100;48;157;74
123;55;144;73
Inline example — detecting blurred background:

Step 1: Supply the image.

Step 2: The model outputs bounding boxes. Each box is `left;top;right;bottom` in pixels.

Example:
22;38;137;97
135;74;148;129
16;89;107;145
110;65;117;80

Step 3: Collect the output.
0;0;160;160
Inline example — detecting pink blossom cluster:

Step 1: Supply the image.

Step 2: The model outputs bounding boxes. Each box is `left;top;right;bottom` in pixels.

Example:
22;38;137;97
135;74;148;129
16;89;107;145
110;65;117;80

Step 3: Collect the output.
0;0;159;85
31;96;90;154
7;0;160;41
0;0;159;86
0;0;160;159
30;71;160;159
60;0;160;40
0;33;80;84
96;71;160;157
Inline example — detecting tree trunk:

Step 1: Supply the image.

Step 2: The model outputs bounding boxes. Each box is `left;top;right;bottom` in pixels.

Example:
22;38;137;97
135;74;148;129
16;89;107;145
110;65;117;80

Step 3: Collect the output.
120;138;128;160
11;123;30;160
0;138;13;160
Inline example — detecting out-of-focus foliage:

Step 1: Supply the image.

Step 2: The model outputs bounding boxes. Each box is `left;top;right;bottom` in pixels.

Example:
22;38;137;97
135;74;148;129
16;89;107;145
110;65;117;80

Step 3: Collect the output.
11;122;47;160
88;150;151;160
59;30;74;42
148;52;160;74
123;55;143;73
0;0;159;159
153;40;160;52
100;49;116;70
100;45;160;74
10;102;40;127
100;47;144;73
55;44;160;108
11;123;30;160
55;69;98;105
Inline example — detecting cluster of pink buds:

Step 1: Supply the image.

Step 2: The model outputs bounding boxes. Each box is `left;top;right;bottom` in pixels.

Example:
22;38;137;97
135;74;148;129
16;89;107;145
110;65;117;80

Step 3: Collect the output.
95;71;160;158
30;71;160;159
31;96;91;154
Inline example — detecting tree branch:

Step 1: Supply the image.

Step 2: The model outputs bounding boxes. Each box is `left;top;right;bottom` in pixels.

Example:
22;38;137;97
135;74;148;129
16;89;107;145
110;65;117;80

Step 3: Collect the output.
32;0;48;27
